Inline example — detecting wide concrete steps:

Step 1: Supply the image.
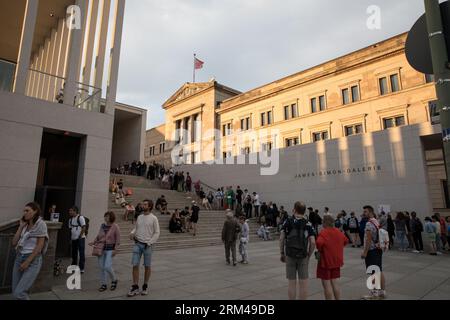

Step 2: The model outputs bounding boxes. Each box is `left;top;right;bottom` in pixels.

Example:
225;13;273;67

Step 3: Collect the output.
117;234;266;252
108;174;277;252
111;174;162;189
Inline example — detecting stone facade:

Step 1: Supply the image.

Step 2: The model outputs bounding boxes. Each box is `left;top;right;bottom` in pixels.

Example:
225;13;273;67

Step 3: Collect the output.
144;124;169;166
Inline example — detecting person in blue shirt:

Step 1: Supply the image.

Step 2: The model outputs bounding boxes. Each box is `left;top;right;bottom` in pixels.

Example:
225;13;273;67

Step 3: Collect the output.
359;213;369;248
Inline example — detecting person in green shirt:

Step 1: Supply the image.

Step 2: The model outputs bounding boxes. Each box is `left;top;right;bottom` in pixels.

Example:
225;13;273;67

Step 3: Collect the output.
226;187;235;211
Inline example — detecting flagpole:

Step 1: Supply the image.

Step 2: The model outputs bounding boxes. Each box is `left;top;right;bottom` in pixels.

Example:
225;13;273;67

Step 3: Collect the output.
193;53;196;83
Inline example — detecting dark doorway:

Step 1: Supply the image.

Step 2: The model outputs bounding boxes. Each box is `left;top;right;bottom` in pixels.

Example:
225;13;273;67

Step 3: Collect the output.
34;131;81;257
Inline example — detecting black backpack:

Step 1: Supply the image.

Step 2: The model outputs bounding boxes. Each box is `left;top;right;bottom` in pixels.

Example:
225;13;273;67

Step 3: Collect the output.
77;215;90;236
284;218;308;259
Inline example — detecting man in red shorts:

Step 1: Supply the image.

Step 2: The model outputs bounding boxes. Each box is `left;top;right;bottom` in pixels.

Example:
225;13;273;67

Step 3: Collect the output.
316;214;348;300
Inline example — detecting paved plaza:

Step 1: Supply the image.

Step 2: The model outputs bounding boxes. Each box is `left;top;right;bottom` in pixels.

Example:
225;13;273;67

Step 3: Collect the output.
2;240;450;300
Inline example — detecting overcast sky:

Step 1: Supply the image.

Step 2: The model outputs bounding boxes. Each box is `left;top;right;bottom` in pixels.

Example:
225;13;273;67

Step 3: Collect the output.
116;0;427;129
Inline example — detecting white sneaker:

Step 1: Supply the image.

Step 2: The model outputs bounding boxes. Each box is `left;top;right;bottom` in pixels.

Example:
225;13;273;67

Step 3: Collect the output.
436;251;443;255
412;250;420;253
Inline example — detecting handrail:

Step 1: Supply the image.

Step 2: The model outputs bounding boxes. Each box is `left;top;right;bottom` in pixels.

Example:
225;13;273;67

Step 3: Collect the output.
29;68;66;81
74;87;101;108
0;219;19;233
197;181;219;193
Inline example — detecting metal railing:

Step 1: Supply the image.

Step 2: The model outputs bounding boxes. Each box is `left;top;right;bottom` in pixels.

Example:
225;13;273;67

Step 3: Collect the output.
25;68;102;113
0;220;19;294
74;82;102;112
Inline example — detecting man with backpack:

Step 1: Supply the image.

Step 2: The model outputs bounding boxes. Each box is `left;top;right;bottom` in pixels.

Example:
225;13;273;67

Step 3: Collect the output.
280;201;316;300
347;212;360;247
68;206;89;273
361;205;387;300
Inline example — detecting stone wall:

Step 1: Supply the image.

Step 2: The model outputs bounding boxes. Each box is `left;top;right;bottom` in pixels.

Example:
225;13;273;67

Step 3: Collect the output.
179;123;437;219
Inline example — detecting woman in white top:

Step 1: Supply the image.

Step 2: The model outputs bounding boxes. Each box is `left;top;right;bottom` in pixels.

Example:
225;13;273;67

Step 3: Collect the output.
11;202;49;300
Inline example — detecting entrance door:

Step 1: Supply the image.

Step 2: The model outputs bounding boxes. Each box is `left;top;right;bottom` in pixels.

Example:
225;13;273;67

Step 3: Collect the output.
34;131;81;257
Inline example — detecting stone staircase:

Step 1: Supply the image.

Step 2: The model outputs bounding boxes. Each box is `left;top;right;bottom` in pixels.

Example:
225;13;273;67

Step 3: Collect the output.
109;174;273;252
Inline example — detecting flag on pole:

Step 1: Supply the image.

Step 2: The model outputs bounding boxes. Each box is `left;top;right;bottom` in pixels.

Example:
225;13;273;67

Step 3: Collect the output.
194;56;204;70
193;54;204;83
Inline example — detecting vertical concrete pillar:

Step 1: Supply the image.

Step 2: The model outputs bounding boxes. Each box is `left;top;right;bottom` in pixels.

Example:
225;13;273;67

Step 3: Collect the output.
49;19;64;102
44;28;57;101
81;0;99;87
33;47;44;98
105;0;126;114
63;0;87;106
13;0;39;95
56;17;70;94
38;38;51;99
92;0;111;91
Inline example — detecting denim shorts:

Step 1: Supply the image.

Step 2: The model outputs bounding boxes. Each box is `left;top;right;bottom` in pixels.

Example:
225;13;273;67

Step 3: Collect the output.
286;256;309;280
131;242;152;267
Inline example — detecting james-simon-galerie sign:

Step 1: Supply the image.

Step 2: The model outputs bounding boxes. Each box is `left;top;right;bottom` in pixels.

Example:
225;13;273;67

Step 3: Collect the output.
294;165;382;179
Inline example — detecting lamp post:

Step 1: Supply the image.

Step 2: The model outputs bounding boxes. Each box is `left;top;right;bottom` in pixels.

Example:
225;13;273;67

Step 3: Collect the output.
424;0;450;202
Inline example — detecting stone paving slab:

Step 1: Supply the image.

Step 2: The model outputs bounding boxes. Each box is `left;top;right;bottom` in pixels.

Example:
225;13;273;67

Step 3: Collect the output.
1;240;449;300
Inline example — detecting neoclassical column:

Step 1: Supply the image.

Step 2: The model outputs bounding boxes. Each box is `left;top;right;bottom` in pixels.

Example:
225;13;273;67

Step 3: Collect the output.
13;0;39;95
105;0;126;114
190;114;196;143
183;117;188;145
64;0;87;106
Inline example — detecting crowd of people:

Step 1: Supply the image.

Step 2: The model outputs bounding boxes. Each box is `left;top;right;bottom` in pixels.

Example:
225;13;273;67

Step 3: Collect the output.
8;198;450;300
110;161;148;177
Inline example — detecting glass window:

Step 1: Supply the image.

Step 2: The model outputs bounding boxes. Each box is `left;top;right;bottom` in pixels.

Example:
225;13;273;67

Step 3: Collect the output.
383;118;395;129
246;117;251;130
379;77;388;95
291;104;298;118
267;111;273;125
284;106;290;120
395;116;405;126
355;124;363;134
319;95;326;111
311;98;317;113
345;124;363;136
241;119;245;130
345;126;353;136
313;131;328;142
342;88;350;105
351;86;360;102
390;74;400;92
313;133;321;142
294;137;299;145
260;113;266;126
425;74;435;83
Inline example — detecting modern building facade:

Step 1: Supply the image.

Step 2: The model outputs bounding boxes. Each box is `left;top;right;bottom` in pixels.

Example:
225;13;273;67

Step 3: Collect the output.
0;0;147;258
146;33;447;215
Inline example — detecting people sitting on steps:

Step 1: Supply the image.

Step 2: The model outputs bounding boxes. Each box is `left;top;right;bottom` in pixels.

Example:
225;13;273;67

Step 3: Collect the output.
155;195;169;215
169;210;183;233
